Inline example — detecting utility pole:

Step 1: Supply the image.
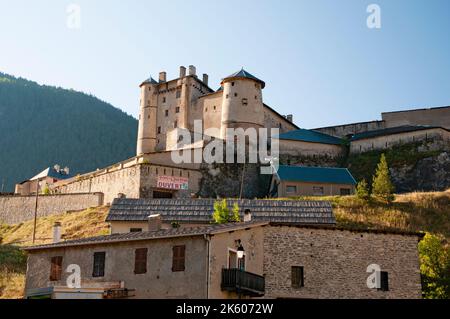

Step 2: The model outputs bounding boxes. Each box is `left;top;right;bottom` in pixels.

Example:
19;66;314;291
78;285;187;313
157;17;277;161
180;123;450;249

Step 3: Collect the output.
32;178;41;244
239;162;246;199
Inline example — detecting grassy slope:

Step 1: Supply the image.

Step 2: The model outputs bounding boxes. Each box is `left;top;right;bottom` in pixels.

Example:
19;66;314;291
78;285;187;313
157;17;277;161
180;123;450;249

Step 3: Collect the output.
0;207;109;299
0;190;449;299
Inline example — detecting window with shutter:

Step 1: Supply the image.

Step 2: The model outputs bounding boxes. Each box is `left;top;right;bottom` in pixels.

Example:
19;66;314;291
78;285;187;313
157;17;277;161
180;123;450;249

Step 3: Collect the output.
93;252;106;277
291;266;304;288
50;256;63;281
134;248;148;274
172;245;185;272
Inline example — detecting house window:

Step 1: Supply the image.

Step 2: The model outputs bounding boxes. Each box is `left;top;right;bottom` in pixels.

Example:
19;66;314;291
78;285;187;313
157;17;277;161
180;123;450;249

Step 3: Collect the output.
286;185;297;194
313;186;324;196
291;266;304;288
165;110;169;117
50;256;63;281
176;107;180;113
157;127;161;134
130;228;142;233
228;250;237;268
242;98;248;106
379;271;389;291
340;188;351;196
134;248;148;275
172;245;185;272
93;252;106;277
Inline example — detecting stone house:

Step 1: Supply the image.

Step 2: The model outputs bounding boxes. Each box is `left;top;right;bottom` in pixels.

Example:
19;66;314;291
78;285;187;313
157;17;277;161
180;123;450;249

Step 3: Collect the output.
105;198;336;234
23;221;423;299
15;165;72;196
270;165;357;197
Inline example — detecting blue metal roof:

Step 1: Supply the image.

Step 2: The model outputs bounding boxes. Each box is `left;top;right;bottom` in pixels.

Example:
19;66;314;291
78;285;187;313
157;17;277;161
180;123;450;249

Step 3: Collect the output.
222;68;265;88
276;166;357;185
276;129;343;145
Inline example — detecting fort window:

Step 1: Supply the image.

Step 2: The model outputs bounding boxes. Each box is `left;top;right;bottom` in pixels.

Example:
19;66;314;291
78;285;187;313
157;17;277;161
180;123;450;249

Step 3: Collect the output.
286;185;297;194
234;93;238;97
242;98;248;106
176;90;181;99
157;127;161;134
205;107;208;112
92;252;106;277
162;97;167;103
232;82;235;86
134;248;148;275
165;110;169;117
213;106;216;111
379;271;389;291
176;107;180;113
50;256;63;281
313;186;324;196
172;245;186;272
255;95;258;100
291;266;304;288
174;121;178;128
226;94;229;99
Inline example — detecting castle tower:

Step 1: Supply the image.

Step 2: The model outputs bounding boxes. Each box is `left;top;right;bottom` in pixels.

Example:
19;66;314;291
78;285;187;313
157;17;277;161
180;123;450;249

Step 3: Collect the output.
136;76;158;155
220;69;265;139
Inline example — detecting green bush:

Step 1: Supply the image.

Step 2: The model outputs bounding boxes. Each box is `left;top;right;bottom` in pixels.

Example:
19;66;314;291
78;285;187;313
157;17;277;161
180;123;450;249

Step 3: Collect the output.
419;233;450;299
212;199;240;224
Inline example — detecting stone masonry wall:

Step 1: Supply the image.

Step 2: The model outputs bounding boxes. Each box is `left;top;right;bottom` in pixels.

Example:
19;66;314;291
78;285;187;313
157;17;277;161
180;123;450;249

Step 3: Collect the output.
0;193;104;225
263;226;422;299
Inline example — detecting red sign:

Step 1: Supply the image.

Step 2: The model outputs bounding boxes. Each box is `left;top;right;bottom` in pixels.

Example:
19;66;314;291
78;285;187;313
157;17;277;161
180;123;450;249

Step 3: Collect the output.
156;176;189;190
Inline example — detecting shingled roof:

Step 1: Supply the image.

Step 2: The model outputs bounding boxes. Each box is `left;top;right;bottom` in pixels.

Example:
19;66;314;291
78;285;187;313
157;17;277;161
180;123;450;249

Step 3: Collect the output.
222;68;266;88
24;221;269;251
107;198;336;225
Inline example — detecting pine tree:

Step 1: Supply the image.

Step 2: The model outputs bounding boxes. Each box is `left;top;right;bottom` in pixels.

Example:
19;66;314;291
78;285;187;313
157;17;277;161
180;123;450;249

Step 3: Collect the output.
356;179;370;201
372;154;395;202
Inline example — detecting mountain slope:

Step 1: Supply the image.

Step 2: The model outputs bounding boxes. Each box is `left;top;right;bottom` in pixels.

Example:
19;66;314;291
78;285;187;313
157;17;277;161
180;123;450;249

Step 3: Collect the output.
0;72;138;192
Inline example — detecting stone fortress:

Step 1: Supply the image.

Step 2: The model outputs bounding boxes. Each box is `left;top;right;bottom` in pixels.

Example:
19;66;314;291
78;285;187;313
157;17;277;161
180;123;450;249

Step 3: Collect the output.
3;65;450;222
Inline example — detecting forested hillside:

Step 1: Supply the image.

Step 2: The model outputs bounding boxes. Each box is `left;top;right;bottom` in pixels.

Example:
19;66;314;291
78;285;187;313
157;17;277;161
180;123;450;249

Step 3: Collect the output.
0;72;137;192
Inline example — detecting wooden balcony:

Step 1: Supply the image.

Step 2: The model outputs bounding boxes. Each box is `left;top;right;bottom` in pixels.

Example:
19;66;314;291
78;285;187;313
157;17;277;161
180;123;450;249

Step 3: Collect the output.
221;268;265;297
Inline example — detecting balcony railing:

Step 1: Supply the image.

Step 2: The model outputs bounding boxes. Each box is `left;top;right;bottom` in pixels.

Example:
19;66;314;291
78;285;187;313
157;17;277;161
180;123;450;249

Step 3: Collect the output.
221;268;265;297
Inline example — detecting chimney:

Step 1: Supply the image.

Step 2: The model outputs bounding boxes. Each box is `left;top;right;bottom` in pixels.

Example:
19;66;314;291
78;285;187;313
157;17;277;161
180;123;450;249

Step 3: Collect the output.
63;167;70;175
202;74;209;86
188;65;196;77
159;71;167;83
148;214;162;232
179;66;186;78
53;222;62;243
286;114;293;123
244;209;252;222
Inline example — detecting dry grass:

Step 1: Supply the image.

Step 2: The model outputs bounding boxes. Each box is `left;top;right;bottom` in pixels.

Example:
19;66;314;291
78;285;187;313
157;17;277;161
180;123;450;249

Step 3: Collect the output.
0;206;110;299
279;189;450;240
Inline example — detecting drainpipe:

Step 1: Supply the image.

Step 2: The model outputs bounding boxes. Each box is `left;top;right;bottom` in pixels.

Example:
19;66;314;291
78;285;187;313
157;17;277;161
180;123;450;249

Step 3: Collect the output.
204;234;211;299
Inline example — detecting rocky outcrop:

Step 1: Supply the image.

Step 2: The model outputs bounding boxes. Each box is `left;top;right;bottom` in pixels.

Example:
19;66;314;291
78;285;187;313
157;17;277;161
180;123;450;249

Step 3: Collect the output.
390;152;450;193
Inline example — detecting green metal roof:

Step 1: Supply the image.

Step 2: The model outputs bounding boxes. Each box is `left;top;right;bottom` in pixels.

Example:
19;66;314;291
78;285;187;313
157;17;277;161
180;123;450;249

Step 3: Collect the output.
276;129;343;145
222;68;265;88
276;166;357;185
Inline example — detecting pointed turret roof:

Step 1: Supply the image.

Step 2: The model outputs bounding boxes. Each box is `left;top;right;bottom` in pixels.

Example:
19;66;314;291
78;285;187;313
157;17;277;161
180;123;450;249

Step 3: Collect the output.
140;76;158;87
222;68;265;88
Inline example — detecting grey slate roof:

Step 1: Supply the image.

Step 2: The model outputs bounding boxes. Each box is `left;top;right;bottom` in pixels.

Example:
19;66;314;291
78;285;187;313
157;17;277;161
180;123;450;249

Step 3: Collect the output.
107;198;336;225
222;69;266;88
23;221;269;251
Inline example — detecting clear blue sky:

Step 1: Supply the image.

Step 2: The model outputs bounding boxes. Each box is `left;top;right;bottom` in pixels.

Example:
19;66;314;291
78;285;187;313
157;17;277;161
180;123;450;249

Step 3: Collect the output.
1;0;449;128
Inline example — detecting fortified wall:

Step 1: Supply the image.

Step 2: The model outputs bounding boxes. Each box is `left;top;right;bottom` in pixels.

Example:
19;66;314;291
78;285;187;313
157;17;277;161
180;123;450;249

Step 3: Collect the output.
0;193;104;225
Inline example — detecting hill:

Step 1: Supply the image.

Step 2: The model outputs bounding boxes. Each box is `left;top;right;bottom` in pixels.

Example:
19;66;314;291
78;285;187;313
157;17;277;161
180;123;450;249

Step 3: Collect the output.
0;191;448;299
0;72;138;192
